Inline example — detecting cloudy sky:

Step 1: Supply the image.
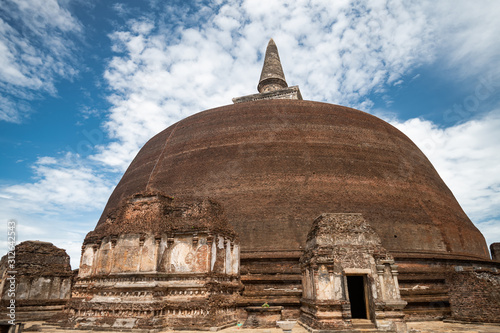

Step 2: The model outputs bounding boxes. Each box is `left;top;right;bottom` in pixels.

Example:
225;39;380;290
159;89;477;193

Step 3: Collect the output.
1;0;499;268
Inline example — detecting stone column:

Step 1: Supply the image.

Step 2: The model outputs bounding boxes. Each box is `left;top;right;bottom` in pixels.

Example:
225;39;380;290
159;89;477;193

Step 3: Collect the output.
231;242;239;275
333;273;344;300
91;242;101;275
225;239;232;274
166;235;174;273
109;237;117;274
154;237;161;272
391;264;401;299
207;234;215;272
376;264;386;300
138;234;145;271
311;264;318;299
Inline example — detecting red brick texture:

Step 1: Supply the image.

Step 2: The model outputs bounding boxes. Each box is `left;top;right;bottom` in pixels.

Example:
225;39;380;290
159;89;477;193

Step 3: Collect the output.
449;269;500;323
95;99;488;261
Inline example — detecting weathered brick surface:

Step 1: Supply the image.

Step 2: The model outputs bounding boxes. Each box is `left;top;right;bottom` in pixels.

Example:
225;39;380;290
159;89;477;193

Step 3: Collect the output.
449;269;500;323
95;99;489;262
76;39;493;325
0;241;72;277
68;193;242;330
86;191;236;243
0;241;73;321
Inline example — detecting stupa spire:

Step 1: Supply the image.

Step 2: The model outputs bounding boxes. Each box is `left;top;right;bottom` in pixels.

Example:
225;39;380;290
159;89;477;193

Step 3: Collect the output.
258;38;288;93
232;38;302;103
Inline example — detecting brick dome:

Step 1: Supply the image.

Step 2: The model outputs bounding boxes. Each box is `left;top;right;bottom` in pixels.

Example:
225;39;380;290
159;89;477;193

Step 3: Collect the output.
95;99;489;261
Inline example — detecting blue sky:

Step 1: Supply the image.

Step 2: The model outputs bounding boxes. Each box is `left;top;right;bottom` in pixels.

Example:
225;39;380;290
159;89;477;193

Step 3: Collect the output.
1;0;499;268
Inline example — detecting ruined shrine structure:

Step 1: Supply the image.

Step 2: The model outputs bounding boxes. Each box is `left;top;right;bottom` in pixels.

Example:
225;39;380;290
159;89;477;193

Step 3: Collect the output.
67;192;242;329
300;214;407;332
2;39;500;331
0;241;73;321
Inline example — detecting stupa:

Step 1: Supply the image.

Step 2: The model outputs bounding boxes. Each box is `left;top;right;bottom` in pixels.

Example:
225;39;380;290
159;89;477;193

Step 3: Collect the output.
2;39;499;331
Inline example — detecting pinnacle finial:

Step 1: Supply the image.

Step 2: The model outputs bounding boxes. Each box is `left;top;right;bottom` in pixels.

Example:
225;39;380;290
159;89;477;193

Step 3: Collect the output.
258;38;288;93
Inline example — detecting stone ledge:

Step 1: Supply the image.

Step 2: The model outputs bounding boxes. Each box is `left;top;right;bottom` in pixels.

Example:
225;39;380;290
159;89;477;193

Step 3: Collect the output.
232;86;302;104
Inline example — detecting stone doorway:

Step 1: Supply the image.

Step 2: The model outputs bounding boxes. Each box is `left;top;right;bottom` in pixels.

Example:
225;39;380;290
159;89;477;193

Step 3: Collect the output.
347;275;369;319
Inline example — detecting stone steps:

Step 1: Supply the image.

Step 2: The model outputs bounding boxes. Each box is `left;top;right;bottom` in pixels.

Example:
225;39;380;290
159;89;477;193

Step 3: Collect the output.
237;295;302;307
242;289;302;297
397;262;452;320
400;287;449;296
241;274;302;282
351;319;377;330
401;295;450;303
239;256;303;314
240;259;302;275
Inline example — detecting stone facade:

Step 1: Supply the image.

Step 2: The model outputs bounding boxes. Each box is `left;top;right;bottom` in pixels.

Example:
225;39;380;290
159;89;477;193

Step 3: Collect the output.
448;267;500;323
299;213;407;332
66;192;242;330
0;241;73;321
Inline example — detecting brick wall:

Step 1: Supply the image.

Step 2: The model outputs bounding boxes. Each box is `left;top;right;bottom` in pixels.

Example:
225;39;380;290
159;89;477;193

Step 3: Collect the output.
448;269;500;323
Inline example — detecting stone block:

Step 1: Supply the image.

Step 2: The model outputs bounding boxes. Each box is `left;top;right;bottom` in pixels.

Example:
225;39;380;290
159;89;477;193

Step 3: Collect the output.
29;277;52;299
243;306;283;328
449;269;500;323
491;243;500;262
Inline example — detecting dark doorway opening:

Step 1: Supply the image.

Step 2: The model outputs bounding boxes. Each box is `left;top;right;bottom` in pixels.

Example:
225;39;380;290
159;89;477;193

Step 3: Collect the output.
347;275;368;319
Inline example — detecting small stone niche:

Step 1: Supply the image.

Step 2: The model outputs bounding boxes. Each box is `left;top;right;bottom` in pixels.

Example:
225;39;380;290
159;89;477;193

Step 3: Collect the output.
299;213;407;333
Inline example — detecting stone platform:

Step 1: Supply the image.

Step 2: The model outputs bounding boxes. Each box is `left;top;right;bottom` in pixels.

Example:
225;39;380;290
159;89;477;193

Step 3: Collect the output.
21;321;500;333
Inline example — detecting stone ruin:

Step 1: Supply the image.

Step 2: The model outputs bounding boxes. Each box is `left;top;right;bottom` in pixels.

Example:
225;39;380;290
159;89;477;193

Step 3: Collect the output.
300;213;407;332
2;39;500;331
0;241;73;321
448;266;500;323
2;212;500;330
66;192;242;330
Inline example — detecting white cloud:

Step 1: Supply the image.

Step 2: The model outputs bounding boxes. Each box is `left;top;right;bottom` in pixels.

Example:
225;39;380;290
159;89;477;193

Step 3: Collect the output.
89;2;499;251
3;0;499;265
431;1;500;80
0;0;82;122
92;0;441;171
0;94;30;123
0;154;115;213
389;111;500;246
476;220;500;250
0;153;115;267
0;211;96;269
